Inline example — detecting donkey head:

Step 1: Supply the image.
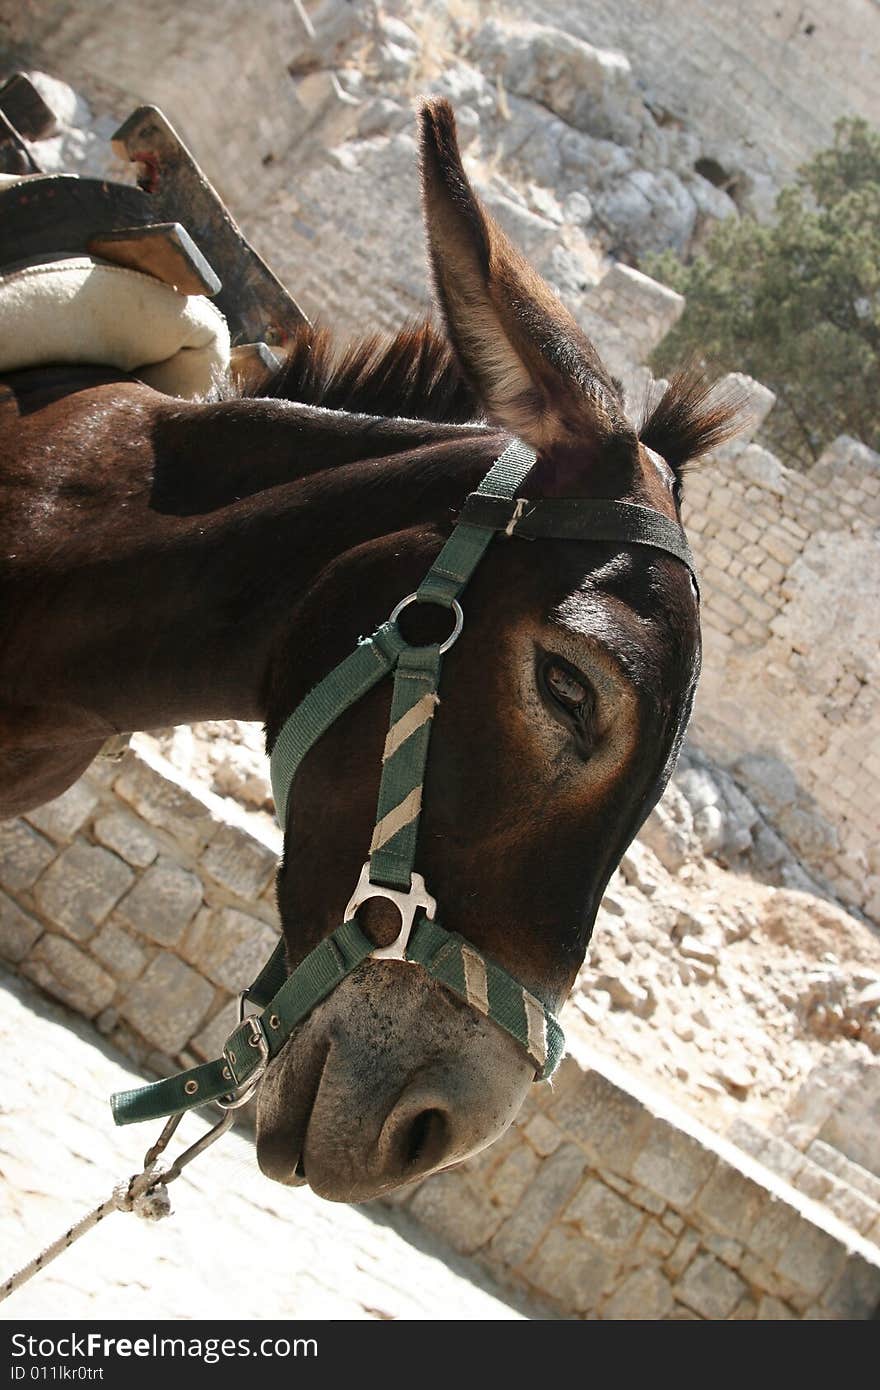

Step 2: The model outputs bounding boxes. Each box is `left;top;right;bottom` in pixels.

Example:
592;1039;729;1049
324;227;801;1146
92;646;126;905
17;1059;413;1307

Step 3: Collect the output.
257;101;739;1200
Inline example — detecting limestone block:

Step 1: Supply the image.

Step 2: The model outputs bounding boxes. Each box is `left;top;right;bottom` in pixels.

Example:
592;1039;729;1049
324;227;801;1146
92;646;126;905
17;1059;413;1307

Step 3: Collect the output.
191;997;238;1061
734;445;788;499
603;1266;674;1320
22;934;115;1016
695;1163;770;1244
523;1112;563;1157
489;1146;540;1213
33;843;134;941
756;1295;797;1319
114;753;218;856
0;821;56;892
776;1222;847;1298
0;890;44;962
523;1225;615;1314
117;857;203;947
89;921;150;982
24;780;98;842
820;1253;880;1319
630;1118;718;1208
92;812;159;868
549;1066;651;1174
201;825;277;901
119;953;214;1055
408;1171;504;1255
675;1251;747;1319
564;1177;644;1252
489;1144;586;1267
181;906;279;992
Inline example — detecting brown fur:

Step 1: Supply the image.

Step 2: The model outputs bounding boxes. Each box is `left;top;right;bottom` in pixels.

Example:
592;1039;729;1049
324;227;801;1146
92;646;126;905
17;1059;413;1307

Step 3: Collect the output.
0;98;744;1202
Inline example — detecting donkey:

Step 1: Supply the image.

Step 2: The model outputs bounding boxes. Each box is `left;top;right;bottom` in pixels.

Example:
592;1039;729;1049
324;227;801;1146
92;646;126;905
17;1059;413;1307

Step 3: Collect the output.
0;101;739;1200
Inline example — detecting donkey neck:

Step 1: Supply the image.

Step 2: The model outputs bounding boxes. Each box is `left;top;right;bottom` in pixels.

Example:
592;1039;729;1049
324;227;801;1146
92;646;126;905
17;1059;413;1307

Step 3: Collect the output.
2;383;501;743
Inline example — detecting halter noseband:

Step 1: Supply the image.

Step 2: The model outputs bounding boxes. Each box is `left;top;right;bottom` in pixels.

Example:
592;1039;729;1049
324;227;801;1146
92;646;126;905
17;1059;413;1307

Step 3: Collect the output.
111;439;697;1126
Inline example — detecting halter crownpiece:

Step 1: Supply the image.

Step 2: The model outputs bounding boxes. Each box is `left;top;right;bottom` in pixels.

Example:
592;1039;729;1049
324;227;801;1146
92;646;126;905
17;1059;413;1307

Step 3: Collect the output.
111;438;697;1126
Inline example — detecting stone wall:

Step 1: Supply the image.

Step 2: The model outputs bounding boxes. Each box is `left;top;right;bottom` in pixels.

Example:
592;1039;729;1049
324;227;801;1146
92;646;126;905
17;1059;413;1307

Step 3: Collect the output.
2;741;878;1319
391;1038;880;1319
0;739;282;1076
683;422;880;921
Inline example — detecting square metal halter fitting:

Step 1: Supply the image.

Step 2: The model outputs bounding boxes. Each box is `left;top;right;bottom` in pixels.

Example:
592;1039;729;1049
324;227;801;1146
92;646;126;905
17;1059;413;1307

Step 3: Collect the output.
344;860;437;961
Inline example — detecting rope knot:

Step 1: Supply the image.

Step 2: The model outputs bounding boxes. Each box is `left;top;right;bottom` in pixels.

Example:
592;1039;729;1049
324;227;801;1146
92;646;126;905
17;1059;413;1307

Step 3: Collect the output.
113;1168;171;1221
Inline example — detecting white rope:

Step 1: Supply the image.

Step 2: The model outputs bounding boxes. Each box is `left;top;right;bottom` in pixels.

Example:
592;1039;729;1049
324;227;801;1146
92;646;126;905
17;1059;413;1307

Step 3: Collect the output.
0;1166;170;1305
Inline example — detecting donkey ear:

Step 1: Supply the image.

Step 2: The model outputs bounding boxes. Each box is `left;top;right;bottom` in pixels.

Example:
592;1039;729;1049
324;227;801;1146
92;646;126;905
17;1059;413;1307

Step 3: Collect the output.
419;98;627;452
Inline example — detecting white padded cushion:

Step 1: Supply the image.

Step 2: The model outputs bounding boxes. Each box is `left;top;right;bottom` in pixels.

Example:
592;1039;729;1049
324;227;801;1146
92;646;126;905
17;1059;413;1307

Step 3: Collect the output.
0;255;230;398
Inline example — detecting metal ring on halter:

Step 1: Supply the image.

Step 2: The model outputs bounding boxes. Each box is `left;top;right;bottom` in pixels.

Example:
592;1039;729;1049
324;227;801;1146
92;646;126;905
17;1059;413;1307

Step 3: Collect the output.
389;594;464;653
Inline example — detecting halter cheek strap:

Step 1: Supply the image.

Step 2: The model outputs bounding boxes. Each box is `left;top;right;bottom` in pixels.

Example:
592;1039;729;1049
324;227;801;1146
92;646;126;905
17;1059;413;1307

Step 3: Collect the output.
111;439;697;1126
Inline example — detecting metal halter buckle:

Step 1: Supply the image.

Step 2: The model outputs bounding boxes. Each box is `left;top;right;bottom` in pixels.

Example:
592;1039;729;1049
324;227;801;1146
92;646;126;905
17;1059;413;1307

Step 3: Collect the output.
344;860;437;961
218;1014;269;1111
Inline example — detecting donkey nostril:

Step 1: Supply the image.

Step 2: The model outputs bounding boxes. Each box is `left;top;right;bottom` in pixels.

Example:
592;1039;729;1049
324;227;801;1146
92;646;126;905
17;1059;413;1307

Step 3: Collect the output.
403;1106;448;1168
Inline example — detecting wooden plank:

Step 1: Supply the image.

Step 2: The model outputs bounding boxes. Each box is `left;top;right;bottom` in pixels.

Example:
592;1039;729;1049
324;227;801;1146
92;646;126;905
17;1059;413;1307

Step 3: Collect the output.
0;73;58;141
87;223;220;296
112;105;309;346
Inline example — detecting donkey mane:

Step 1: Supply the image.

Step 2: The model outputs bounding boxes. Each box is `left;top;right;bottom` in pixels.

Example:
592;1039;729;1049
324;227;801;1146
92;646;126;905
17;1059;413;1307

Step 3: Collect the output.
248;320;743;471
249;319;480;424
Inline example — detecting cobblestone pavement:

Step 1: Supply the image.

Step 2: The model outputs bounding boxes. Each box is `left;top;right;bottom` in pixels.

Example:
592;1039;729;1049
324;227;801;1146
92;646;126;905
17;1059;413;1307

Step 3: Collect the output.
0;969;529;1320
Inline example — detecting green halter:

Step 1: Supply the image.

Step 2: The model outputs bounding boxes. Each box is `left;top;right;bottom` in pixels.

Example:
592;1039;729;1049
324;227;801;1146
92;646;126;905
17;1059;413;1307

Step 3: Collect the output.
111;438;696;1126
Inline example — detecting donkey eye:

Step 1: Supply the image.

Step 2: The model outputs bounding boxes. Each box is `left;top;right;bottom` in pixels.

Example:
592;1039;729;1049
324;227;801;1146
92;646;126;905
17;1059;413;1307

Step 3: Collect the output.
545;662;590;709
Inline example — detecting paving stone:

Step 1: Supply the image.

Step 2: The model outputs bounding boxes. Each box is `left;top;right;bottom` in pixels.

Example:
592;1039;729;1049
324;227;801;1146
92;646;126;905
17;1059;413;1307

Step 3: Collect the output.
675;1251;747;1319
32;843;134;941
0;967;526;1320
564;1177;644;1252
118;857;203;946
631;1117;717;1207
0;889;44;963
181;905;280;992
92;811;159;868
0;821;56;892
21;935;116;1016
201;824;277;899
24;780;98;842
603;1266;674;1320
490;1143;586;1267
523;1226;614;1314
119;952;215;1054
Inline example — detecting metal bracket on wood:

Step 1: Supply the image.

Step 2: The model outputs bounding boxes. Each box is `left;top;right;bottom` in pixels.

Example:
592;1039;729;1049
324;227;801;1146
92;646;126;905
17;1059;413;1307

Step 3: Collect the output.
112;106;309;346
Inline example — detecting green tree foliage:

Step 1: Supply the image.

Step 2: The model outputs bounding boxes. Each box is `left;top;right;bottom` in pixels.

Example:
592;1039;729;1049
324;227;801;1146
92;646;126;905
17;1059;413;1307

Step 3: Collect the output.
647;119;880;469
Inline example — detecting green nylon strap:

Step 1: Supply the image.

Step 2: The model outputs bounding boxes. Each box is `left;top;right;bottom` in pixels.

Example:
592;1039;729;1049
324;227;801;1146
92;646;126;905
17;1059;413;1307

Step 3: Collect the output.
368;643;443;891
269;620;408;830
111;908;563;1125
459;494;698;580
112;918;376;1125
416;438;537;607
